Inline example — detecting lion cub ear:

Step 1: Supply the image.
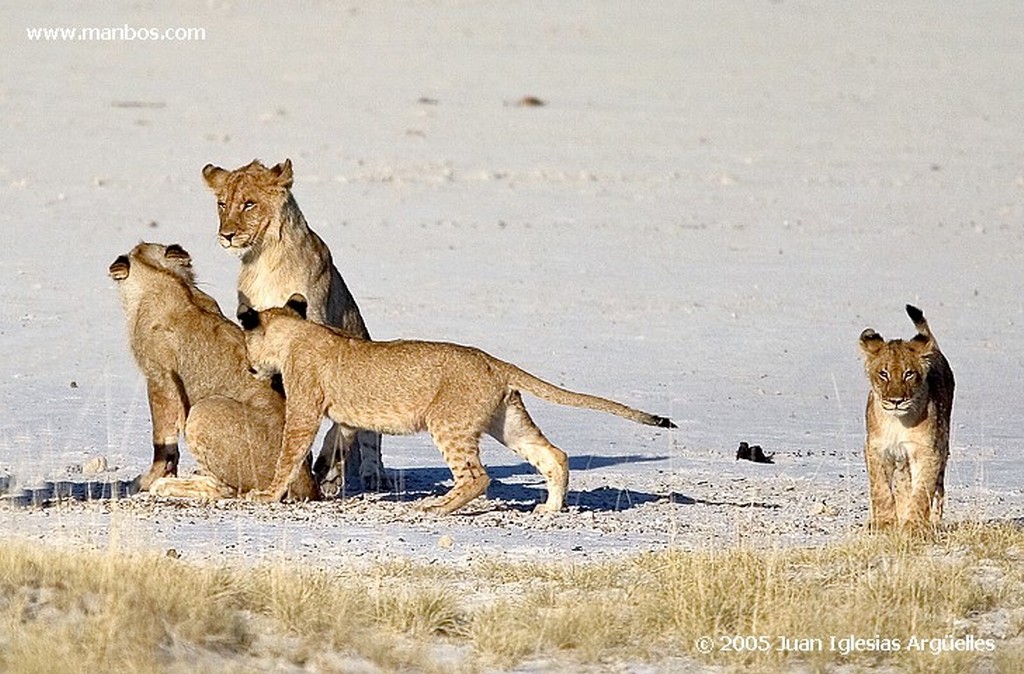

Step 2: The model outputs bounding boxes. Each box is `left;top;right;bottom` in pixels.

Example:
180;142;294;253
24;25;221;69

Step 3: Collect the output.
164;244;191;266
108;255;130;280
202;163;228;190
285;293;308;320
270;158;294;190
237;304;260;331
859;328;885;356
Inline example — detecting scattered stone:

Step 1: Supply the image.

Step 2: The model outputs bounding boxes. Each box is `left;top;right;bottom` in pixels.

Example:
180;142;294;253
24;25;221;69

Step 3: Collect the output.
69;380;78;389
166;548;180;559
810;501;838;517
736;442;774;464
83;456;108;474
438;534;454;550
515;96;546;107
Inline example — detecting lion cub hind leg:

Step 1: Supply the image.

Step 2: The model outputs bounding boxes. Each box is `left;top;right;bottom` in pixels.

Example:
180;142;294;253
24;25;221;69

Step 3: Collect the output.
931;462;947;525
487;391;569;513
419;428;491;515
315;427;390;497
188;397;321;502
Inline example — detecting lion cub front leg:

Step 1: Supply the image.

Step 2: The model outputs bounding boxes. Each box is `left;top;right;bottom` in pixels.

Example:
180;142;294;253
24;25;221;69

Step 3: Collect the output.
902;450;945;533
250;399;325;503
865;444;897;530
139;377;185;490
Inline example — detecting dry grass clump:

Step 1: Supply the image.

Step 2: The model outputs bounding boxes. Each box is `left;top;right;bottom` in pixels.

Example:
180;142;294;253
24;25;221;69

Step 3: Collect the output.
1;522;1022;672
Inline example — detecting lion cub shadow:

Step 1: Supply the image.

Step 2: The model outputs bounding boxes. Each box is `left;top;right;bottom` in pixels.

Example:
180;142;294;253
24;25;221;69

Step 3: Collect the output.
382;454;686;514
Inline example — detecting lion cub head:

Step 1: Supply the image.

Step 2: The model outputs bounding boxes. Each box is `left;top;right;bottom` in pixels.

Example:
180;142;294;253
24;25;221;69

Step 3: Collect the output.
238;294;308;380
859;305;938;418
109;242;194;285
202;159;294;253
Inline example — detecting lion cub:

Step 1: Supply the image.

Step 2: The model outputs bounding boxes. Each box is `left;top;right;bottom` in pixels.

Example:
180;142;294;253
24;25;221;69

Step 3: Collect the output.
109;243;320;501
201;158;386;494
239;297;676;514
859;305;955;532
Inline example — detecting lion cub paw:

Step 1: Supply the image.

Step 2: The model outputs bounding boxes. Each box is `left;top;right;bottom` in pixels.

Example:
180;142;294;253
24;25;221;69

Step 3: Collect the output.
245;489;283;503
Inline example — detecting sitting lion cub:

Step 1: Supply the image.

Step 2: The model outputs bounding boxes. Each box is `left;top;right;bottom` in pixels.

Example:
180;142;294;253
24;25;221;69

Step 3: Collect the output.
201;158;386;494
238;296;676;514
859;304;955;532
109;243;320;501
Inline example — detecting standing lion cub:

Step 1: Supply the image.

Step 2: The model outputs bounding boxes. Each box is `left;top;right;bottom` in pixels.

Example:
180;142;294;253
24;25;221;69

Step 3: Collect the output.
238;296;676;514
859;304;955;532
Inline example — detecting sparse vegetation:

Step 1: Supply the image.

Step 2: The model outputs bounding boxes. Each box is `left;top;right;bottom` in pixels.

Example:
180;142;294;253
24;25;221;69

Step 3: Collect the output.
1;523;1022;673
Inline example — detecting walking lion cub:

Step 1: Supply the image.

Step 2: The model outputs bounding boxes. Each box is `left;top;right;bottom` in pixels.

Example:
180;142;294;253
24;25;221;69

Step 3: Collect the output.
238;296;676;514
859;304;955;532
109;243;320;501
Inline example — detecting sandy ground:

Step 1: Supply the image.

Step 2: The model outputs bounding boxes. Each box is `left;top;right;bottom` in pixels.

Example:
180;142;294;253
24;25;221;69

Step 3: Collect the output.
2;2;1023;569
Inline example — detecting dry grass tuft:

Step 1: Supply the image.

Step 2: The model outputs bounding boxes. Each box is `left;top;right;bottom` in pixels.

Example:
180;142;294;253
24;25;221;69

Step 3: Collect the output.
2;522;1022;672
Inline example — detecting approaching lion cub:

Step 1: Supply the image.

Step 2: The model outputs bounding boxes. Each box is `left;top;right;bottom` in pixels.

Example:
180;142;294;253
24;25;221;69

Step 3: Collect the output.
201;158;387;494
239;297;676;514
109;243;320;501
859;305;955;532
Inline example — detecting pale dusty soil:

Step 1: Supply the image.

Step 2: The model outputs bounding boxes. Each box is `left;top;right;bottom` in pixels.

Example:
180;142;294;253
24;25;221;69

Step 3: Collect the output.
1;4;1023;670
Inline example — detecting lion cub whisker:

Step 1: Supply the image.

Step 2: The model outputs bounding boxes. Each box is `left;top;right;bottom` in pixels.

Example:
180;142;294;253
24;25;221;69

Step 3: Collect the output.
239;295;676;515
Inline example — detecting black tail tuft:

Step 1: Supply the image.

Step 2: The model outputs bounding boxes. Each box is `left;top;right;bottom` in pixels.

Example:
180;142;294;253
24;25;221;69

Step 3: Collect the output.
905;304;925;325
651;415;677;429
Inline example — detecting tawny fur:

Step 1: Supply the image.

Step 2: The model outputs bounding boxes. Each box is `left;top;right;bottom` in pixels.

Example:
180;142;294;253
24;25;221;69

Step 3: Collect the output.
109;243;320;501
859;304;955;533
241;301;676;515
201;159;386;494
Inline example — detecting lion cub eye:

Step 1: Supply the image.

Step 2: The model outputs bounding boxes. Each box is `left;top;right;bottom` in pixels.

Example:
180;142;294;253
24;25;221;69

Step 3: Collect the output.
878;370;890;382
243;200;256;211
903;370;917;381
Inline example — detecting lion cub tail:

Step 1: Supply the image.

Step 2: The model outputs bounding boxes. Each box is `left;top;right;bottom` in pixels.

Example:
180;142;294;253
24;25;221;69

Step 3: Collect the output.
498;362;677;429
906;304;939;348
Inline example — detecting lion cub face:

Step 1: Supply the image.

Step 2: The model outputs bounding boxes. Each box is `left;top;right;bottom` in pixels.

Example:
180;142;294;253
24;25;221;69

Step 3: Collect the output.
858;328;932;418
202;159;294;252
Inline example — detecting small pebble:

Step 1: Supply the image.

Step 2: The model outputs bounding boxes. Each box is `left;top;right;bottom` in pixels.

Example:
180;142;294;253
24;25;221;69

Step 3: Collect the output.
83;456;108;474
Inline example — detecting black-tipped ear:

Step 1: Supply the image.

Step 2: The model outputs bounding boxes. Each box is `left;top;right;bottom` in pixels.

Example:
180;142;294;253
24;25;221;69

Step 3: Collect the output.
271;158;294;189
164;244;191;265
202;163;228;189
905;304;924;325
109;255;130;280
859;328;884;355
285;293;308;320
237;305;260;331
